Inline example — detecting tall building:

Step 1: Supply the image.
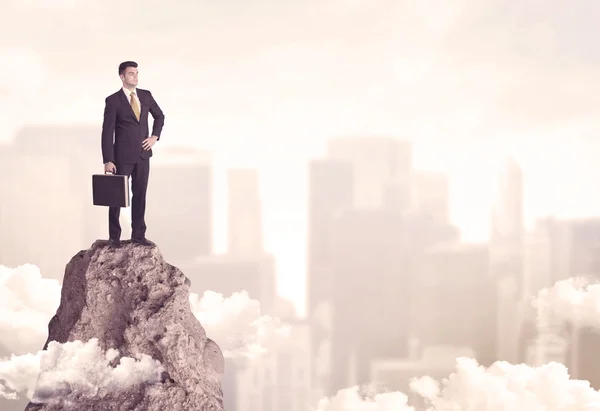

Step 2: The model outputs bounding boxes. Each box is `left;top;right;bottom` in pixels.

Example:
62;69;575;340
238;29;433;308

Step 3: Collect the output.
526;217;600;374
327;209;458;394
0;143;15;264
328;209;407;394
522;217;576;299
411;243;497;366
572;326;600;390
306;159;354;318
522;217;600;380
412;171;450;224
0;125;106;280
529;300;571;366
181;252;278;411
490;157;524;280
234;318;313;411
0;154;84;276
517;313;537;364
489;157;525;363
325;136;412;210
221;358;239;411
306;158;354;397
491;157;524;243
227;168;263;258
180;253;276;316
146;146;212;264
523;216;600;297
369;344;476;407
14;124;107;244
560;218;600;280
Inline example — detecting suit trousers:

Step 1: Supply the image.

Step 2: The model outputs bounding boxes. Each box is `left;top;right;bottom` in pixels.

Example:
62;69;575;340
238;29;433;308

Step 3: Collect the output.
109;158;150;240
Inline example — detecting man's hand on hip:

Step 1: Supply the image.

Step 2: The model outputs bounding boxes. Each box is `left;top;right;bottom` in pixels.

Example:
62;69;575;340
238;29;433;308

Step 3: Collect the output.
143;135;158;150
104;162;116;173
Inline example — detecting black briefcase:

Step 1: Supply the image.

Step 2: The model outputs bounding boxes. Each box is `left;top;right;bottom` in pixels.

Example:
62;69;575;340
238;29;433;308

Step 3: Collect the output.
92;172;130;207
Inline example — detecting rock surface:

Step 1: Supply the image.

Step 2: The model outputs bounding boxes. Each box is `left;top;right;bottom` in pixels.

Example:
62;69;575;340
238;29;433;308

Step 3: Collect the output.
24;239;225;411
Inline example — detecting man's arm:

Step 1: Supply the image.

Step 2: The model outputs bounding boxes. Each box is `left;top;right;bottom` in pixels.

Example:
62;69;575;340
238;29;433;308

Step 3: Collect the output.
101;96;116;164
147;91;165;140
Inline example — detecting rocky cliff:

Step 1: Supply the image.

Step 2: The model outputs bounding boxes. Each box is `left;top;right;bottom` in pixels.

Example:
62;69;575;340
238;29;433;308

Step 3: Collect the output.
24;239;224;411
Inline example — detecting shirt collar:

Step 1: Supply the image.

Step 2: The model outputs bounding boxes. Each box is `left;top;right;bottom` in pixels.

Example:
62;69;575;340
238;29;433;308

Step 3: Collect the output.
122;87;137;98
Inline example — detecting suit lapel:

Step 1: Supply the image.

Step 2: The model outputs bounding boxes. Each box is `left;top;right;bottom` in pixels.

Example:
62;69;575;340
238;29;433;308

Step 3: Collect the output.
137;90;144;117
118;88;140;122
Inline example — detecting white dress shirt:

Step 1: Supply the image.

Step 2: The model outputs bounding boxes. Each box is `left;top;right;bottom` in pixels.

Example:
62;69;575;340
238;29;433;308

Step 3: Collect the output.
122;86;141;110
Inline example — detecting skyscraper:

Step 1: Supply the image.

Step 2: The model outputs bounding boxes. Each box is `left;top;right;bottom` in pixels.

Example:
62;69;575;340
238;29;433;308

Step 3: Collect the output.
328;208;408;393
306;158;354;396
327;209;459;394
412;243;497;367
0;125;105;280
227;168;263;258
146;146;212;263
491;157;524;246
326;136;412;210
306;159;354;318
181;254;276;315
524;217;600;386
12;124;107;244
412;170;450;224
490;157;525;363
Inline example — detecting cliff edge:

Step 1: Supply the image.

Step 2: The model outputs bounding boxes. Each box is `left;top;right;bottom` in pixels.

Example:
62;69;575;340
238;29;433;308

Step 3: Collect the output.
24;239;224;411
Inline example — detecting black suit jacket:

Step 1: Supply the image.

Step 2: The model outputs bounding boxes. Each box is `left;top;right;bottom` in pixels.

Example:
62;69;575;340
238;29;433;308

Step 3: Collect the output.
101;88;165;165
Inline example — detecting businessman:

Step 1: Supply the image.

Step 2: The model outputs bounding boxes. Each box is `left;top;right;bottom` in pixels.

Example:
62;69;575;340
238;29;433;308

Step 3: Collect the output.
101;61;165;247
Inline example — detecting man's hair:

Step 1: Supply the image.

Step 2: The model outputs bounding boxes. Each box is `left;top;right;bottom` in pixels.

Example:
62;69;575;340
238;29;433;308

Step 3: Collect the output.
118;61;138;76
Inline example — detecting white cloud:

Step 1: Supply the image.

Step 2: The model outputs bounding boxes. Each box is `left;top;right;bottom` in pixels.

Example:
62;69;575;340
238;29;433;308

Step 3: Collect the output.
0;263;289;400
533;276;600;328
315;384;414;411
0;351;39;400
190;290;291;359
316;276;600;410
0;339;163;402
31;339;163;403
0;264;290;362
411;357;600;410
317;358;600;411
0;264;61;356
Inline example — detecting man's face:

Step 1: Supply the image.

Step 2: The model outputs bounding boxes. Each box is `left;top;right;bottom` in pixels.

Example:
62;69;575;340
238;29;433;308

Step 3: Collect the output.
121;67;138;87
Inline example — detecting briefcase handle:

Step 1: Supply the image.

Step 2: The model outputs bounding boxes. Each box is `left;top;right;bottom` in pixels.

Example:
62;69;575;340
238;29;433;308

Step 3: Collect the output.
104;171;115;174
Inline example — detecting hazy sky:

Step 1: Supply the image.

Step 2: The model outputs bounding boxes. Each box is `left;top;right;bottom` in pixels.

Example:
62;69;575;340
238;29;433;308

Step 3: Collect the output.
2;0;600;314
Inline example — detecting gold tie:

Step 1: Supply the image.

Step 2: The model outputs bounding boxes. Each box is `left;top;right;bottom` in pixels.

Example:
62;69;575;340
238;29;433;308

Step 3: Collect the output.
130;92;140;121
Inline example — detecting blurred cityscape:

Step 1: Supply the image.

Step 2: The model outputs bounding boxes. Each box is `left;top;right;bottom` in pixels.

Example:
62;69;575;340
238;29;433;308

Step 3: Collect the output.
1;124;600;410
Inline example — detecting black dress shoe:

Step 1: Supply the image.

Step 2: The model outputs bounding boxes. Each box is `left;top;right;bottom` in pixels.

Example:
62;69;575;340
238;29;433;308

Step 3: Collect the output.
109;238;122;248
131;237;154;247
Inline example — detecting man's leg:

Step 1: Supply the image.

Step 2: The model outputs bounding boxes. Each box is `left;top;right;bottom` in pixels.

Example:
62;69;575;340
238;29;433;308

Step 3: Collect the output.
130;158;150;241
108;163;135;242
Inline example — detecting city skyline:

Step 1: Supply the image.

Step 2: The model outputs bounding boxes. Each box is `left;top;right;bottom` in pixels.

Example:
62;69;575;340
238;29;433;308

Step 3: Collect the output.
4;0;600;318
5;1;600;410
3;124;600;317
